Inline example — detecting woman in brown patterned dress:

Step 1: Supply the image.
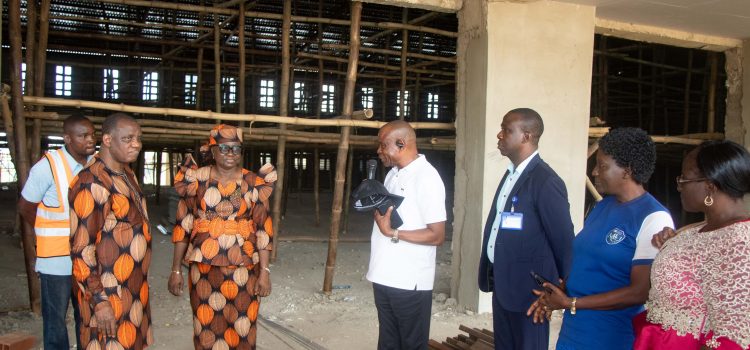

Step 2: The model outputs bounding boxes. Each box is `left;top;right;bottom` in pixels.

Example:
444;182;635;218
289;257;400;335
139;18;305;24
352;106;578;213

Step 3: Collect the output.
168;124;276;350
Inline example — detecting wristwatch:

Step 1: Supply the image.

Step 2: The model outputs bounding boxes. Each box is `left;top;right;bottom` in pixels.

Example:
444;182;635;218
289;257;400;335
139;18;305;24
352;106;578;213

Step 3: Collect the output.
390;229;399;243
570;297;578;315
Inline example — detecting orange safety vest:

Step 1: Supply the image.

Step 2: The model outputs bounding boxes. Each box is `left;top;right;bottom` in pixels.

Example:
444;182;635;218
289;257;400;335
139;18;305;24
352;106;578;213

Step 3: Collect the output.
34;149;75;258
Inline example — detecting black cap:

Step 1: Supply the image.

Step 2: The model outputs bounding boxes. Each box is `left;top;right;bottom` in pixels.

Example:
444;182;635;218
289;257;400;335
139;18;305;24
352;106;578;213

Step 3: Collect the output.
351;179;404;212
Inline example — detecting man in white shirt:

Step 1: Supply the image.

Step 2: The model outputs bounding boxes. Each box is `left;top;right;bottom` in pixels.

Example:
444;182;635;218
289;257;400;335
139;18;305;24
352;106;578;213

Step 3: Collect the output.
366;120;447;350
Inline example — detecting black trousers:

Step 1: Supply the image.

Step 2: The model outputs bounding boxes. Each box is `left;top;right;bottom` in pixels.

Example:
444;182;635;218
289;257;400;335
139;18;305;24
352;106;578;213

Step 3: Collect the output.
373;283;433;350
492;291;549;350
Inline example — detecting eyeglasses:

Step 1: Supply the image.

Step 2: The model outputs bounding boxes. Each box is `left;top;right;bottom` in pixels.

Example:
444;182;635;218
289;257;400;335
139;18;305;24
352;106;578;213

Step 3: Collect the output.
214;144;243;155
675;175;706;185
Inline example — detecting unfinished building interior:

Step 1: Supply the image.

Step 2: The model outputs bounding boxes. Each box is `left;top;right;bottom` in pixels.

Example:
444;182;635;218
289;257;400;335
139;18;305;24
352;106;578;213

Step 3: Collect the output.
1;0;750;345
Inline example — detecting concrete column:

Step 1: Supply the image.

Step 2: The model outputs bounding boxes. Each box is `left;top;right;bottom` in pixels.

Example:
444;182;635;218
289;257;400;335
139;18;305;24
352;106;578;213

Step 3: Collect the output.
740;40;750;210
725;47;745;144
741;40;750;148
452;0;595;313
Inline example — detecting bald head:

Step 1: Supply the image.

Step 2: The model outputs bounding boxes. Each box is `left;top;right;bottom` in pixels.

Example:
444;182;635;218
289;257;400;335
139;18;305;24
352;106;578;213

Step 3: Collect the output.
377;120;418;168
380;120;416;145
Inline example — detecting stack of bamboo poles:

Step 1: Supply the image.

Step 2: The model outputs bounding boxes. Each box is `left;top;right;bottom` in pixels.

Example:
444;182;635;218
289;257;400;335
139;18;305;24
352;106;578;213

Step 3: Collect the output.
428;325;495;350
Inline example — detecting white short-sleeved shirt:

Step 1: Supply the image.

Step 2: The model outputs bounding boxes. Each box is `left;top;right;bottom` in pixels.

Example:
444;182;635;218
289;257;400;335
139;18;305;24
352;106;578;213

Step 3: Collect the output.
366;154;447;291
21;147;91;275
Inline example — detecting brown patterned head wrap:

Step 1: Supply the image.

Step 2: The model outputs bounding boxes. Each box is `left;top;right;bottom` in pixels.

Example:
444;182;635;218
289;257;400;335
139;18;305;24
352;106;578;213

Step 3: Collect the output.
208;124;243;145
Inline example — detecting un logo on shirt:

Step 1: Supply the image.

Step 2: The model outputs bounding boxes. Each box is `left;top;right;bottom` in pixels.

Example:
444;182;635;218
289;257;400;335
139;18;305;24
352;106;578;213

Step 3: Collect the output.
605;228;626;245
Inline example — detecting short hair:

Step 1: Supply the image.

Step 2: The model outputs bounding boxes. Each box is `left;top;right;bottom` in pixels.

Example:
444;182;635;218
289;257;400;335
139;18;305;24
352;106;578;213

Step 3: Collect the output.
508;108;544;143
62;113;92;134
598;127;656;185
102;113;136;135
695;140;750;199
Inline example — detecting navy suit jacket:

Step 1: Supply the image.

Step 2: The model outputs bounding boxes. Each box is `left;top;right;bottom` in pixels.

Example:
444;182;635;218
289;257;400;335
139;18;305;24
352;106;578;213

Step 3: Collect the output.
478;154;575;312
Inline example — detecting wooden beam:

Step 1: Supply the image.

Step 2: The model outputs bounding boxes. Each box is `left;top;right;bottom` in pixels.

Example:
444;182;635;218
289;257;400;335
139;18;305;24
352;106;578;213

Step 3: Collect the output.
271;0;292;261
97;0;458;37
22;96;456;130
321;43;456;64
9;0;40;315
323;0;362;294
214;12;222;114
238;2;246;116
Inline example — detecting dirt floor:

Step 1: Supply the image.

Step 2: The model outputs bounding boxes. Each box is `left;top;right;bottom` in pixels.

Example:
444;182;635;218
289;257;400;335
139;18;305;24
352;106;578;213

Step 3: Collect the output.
0;188;562;349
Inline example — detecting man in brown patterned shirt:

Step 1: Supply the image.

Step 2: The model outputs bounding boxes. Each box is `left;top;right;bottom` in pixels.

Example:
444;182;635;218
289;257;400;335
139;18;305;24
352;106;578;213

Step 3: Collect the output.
69;113;153;349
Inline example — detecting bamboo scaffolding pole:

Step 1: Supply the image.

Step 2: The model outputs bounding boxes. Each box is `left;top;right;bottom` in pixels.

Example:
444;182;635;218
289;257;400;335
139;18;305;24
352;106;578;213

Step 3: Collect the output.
323;1;362;294
168;152;175;188
682;50;693;134
707;52;717;133
586;176;603;202
96;0;458;38
21;96;455;130
314;9;323;227
296;52;455;77
363;11;441;44
399;9;408;121
25;0;37;100
586;141;603;201
36;55;452;84
594;50;708;75
47;14;235;35
197;48;204;110
9;0;40;315
320;43;456;64
238;2;246;116
155;150;162;203
32;0;51;162
214;13;222;114
23;116;458;149
1;88;19;174
271;0;292;262
342;146;354;233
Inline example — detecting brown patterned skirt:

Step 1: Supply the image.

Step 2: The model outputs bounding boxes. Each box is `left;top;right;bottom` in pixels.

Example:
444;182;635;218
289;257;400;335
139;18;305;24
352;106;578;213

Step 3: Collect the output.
189;262;260;350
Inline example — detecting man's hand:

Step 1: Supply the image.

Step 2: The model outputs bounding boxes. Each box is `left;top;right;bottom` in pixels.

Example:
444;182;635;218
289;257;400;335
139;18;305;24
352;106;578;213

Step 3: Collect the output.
94;301;117;337
254;270;272;297
651;227;677;250
374;206;394;237
168;271;184;296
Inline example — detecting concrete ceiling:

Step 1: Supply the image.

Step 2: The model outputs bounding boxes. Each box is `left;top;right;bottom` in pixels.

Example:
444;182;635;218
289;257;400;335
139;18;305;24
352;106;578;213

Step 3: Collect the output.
558;0;750;40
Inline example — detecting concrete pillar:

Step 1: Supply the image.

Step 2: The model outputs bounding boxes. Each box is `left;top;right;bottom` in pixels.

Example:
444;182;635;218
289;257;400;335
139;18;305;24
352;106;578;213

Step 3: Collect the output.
452;0;594;313
740;40;750;210
725;46;745;144
741;40;750;148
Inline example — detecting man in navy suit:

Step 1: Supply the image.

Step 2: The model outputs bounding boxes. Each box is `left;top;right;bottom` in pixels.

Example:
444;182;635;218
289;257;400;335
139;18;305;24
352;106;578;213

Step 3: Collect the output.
478;108;575;350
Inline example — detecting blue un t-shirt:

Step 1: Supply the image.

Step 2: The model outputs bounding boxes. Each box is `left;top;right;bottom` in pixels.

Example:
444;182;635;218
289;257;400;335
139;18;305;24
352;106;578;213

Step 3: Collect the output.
556;193;673;350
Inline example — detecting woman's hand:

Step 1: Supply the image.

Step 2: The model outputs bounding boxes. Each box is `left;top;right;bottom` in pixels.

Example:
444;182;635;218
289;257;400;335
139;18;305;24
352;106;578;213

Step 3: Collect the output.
168;270;184;296
255;269;272;297
651;227;677;249
526;295;552;324
539;282;572;310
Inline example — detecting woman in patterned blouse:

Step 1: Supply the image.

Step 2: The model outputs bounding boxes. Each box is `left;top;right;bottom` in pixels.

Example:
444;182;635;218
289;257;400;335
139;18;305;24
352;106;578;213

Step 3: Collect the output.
634;140;750;349
167;124;276;349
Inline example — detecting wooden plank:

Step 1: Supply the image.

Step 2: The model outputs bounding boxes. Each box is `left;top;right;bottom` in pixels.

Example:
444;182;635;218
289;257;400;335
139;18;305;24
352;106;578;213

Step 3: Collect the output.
428;339;454;350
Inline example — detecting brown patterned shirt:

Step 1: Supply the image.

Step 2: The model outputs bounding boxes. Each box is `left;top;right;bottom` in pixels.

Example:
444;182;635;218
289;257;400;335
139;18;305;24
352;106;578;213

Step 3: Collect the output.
69;155;153;349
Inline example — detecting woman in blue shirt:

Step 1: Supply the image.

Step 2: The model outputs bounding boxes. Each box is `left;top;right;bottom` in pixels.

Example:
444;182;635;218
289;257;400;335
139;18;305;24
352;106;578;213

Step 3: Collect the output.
527;127;674;350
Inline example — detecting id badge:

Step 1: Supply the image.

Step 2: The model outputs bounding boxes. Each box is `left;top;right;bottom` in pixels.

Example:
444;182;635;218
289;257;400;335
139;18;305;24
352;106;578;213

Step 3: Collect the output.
500;212;523;230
